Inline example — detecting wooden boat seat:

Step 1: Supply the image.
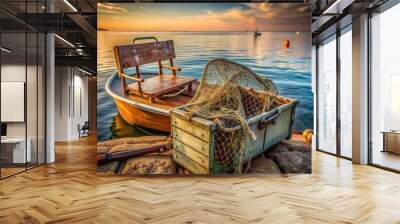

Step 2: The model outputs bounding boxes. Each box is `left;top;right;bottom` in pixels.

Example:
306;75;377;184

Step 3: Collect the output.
114;36;195;103
127;74;195;102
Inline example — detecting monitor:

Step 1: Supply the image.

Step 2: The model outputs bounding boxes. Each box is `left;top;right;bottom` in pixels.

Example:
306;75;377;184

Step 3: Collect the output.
1;123;7;137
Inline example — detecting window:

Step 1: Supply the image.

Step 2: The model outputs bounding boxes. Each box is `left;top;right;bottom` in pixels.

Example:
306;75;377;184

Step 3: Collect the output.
317;35;337;154
370;2;400;171
339;28;352;158
0;1;46;179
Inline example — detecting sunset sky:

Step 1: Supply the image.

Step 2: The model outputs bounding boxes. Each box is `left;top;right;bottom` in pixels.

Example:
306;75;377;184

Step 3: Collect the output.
97;3;311;32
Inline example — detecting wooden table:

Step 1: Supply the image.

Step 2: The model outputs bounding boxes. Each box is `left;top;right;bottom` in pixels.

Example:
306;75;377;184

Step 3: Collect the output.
381;131;400;154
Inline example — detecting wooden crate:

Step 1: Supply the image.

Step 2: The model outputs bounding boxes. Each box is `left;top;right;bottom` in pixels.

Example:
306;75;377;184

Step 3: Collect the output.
171;96;298;174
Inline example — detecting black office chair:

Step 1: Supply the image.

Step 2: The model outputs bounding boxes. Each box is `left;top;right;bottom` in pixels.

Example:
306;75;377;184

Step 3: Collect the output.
78;121;90;138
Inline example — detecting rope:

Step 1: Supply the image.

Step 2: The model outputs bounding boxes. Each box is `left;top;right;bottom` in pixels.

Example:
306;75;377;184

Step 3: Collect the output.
160;85;188;98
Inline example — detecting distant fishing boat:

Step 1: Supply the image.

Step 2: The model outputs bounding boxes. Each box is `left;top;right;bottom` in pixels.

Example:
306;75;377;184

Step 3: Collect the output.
107;37;198;132
254;27;262;37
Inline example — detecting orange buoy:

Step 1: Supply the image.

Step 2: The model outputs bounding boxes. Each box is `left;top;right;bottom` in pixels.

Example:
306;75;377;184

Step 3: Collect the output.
302;129;313;143
283;40;290;48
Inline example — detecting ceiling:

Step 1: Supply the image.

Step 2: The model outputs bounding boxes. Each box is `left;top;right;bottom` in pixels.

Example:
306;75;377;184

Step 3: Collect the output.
0;0;97;75
1;0;392;74
310;0;390;44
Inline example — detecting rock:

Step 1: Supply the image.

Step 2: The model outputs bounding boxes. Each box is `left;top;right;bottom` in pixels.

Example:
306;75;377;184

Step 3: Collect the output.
265;142;291;158
177;166;191;175
97;161;120;174
177;167;186;174
120;154;177;175
248;154;281;174
269;151;311;174
281;140;311;152
97;146;110;155
264;140;311;174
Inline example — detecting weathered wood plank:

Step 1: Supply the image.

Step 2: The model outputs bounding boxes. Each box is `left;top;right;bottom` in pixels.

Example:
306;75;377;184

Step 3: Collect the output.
128;74;195;97
173;150;209;174
114;40;175;69
171;115;211;142
172;108;216;130
172;126;209;157
174;140;209;169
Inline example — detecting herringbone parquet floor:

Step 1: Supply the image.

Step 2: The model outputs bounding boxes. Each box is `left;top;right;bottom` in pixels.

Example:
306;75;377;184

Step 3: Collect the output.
1;136;399;224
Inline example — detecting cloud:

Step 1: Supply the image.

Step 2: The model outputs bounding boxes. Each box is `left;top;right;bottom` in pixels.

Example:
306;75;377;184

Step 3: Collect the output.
98;3;311;32
179;3;310;31
97;3;128;14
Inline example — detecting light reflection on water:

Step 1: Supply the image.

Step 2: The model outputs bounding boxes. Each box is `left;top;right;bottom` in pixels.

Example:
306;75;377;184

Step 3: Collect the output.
97;31;313;141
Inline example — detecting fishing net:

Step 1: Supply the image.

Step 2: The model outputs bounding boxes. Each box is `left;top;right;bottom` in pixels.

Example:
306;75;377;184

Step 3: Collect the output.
180;58;278;173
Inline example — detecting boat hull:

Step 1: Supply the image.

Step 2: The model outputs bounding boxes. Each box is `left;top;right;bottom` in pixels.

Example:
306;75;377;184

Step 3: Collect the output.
113;97;171;132
106;73;194;133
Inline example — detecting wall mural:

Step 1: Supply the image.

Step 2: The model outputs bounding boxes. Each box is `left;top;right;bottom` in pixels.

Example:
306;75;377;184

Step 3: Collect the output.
97;3;313;175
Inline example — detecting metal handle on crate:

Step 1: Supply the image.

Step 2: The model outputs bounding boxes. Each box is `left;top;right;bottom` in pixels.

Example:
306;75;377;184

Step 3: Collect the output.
258;109;280;129
133;36;158;44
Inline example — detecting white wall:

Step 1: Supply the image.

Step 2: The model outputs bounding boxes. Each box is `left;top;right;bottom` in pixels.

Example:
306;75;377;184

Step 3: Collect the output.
1;64;28;138
55;66;69;141
54;67;89;141
1;63;46;164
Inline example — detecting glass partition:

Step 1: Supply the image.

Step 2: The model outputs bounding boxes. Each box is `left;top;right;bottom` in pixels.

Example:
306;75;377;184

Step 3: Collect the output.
339;27;352;158
0;1;46;179
317;35;337;154
0;31;28;177
370;3;400;171
38;32;46;165
27;31;38;169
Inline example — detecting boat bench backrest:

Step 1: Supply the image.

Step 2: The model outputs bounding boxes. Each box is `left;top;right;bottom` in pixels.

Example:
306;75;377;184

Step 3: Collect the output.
114;40;176;71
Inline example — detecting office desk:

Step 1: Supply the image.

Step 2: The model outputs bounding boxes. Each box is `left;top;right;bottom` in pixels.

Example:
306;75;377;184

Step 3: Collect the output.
1;138;31;163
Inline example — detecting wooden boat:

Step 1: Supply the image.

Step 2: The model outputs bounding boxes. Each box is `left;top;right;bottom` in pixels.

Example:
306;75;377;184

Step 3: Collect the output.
106;37;198;133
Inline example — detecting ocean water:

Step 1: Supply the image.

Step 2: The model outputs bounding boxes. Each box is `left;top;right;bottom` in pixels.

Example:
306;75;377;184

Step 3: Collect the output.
98;31;313;141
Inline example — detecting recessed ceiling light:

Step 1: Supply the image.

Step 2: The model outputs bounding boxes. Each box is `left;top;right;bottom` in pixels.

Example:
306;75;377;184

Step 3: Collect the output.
78;67;92;76
63;0;78;12
323;0;355;15
1;47;11;53
54;34;75;48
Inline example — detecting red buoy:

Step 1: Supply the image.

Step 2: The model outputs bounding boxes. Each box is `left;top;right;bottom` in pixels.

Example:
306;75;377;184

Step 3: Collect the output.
284;40;290;48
